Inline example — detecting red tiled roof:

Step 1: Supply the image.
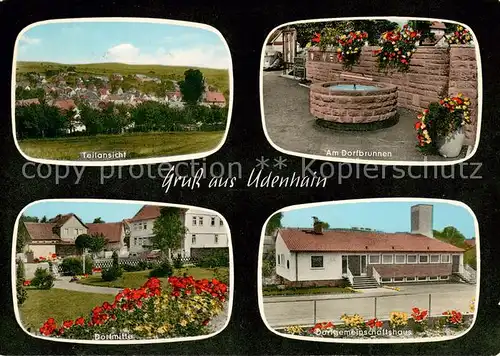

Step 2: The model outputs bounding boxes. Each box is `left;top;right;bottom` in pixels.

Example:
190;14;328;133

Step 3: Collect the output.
16;98;40;106
48;213;87;228
53;99;76;111
279;228;464;253
371;264;452;278
464;238;476;247
87;222;123;243
129;205;162;222
431;21;447;30
24;222;59;241
205;91;226;103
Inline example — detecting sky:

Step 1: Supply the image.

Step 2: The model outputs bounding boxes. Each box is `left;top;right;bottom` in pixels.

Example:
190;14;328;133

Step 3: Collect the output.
280;201;476;239
23;202;145;223
16;21;230;69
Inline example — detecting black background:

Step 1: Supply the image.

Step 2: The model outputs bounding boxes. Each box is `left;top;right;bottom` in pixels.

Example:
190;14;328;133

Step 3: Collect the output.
1;0;500;354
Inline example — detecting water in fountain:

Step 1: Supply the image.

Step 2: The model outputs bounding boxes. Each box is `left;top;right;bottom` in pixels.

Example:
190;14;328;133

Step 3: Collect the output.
329;84;378;91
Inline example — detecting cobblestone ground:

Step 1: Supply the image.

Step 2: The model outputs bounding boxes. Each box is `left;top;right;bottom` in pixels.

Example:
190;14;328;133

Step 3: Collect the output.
262;71;467;162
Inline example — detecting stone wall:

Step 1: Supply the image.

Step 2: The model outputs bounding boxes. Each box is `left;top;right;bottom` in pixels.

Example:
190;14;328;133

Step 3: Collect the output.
306;45;479;145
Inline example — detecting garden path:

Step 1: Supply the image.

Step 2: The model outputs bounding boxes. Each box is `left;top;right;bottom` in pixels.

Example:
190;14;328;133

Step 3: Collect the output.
53;276;122;295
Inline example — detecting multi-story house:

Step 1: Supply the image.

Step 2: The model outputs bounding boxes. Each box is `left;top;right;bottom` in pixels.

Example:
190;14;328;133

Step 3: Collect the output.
181;209;228;258
128;205;163;255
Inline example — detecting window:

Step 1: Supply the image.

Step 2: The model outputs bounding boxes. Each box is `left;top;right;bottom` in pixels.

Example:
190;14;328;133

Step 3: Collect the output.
381;277;392;283
430;255;440;263
211;217;215;226
382;254;393;264
74;228;78;235
192;217;197;226
369;255;380;264
214;234;219;244
191;235;196;244
417;276;428;281
419;255;429;263
406;276;416;282
407;255;417;264
429;276;438;280
277;255;281;265
311;256;324;268
440;275;449;280
134;237;137;245
64;228;69;235
280;254;285;266
199;217;204;226
220;219;223;226
143;222;147;230
395;254;406;264
287;260;290;269
441;254;451;263
394;277;404;282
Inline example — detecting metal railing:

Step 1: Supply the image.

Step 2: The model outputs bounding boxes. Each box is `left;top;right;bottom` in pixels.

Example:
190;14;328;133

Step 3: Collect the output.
346;268;354;285
263;290;474;328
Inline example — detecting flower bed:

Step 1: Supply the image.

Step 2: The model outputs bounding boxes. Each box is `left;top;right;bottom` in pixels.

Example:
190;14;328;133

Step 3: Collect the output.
33;254;59;263
36;276;228;339
278;306;474;339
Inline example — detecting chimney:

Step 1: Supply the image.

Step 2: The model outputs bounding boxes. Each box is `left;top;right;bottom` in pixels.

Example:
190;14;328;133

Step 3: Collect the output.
312;216;323;234
410;204;434;238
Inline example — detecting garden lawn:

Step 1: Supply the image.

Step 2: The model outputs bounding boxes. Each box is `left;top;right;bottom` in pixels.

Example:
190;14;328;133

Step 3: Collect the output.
77;267;227;289
18;131;224;160
19;289;115;331
262;286;355;296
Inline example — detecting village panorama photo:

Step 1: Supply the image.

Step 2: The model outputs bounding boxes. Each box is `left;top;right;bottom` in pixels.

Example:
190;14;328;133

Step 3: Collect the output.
12;18;232;164
261;17;481;165
12;199;232;343
259;199;479;342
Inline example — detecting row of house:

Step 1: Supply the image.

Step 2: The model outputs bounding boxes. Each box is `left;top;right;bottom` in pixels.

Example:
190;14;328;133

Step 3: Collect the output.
274;204;476;288
22;205;229;260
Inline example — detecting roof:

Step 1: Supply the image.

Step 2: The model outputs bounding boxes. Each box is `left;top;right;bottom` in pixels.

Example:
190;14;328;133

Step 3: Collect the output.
431;21;447;30
24;222;59;241
16;98;40;106
53;99;76;111
464;238;476;248
87;222;124;243
278;228;464;253
129;205;162;222
48;213;87;228
205;91;226;103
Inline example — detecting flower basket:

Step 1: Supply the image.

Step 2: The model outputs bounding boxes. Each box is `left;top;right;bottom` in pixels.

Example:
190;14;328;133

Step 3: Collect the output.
374;24;421;72
335;31;368;70
415;94;471;157
445;25;473;46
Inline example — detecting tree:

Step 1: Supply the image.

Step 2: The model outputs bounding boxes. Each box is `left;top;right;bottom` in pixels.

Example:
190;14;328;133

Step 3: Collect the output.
75;234;92;253
265;212;283;235
87;233;108;254
434;226;467;247
16;215;38;252
179;69;205;105
40;216;48;223
93;217;105;223
151;208;187;260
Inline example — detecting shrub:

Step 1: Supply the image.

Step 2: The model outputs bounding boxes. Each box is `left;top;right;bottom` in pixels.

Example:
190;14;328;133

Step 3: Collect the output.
122;264;141;272
389;311;408;329
340;313;366;328
173;255;183;269
213;267;230;285
148;260;173;278
101;266;123;282
262;260;274;278
137;261;151;270
31;268;55;290
196;249;230;268
61;256;93;276
16;259;28;305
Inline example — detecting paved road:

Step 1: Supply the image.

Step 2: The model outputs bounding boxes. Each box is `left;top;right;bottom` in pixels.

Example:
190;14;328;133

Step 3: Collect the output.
263;283;476;327
53;276;122;295
262;71;466;162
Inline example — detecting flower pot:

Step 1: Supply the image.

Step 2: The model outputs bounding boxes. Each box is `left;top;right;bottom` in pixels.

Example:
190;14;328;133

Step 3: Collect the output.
437;127;465;158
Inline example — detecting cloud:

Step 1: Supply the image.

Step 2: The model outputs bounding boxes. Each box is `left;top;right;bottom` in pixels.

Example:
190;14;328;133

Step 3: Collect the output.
19;35;41;45
103;43;230;69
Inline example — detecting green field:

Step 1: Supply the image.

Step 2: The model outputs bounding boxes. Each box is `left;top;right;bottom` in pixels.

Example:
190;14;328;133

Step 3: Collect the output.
16;61;230;96
19;289;115;331
18;131;225;160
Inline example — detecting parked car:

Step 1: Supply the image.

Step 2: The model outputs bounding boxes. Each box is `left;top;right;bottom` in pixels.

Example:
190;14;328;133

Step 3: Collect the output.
145;249;161;260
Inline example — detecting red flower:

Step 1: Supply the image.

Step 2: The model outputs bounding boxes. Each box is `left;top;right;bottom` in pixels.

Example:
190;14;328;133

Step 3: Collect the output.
62;320;73;328
366;318;383;328
23;280;31;286
312;33;321;43
75;317;85;326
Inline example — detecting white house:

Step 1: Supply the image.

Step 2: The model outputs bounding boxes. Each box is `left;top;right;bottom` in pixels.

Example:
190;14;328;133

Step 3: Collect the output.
128;205;162;255
275;205;468;289
180;209;228;258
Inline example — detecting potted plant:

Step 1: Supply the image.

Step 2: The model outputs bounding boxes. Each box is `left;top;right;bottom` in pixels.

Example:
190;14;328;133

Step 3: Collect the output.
335;30;369;70
415;93;471;158
444;25;474;46
374;24;421;72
